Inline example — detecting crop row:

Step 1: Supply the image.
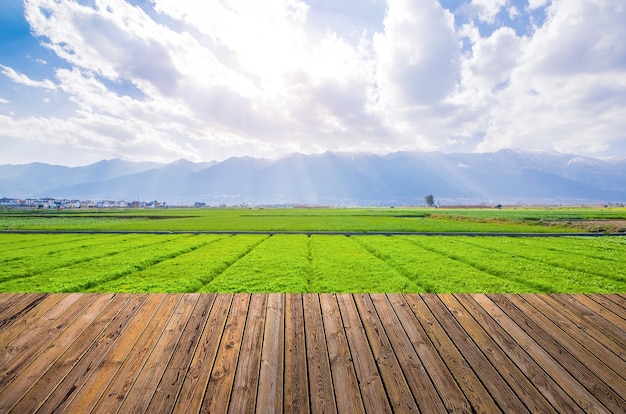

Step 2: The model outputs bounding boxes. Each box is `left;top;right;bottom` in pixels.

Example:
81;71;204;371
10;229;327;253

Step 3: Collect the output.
0;234;624;293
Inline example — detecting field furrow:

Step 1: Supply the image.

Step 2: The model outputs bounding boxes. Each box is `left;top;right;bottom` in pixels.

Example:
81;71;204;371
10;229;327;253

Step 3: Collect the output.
405;237;623;293
353;236;532;292
308;235;419;292
95;234;268;292
0;235;206;292
0;234;175;283
460;237;626;284
200;234;307;292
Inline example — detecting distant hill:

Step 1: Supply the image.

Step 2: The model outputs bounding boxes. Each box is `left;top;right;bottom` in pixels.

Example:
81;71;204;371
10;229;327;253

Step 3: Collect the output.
1;150;625;205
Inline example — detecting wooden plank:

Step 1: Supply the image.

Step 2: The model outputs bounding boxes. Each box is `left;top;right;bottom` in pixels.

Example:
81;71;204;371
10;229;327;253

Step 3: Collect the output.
607;294;626;307
256;293;285;413
371;294;447;413
229;294;267;414
148;293;217;413
522;294;626;380
172;293;232;414
473;293;613;413
505;294;626;388
0;294;107;403
35;294;149;413
7;293;131;413
118;294;200;413
0;293;85;369
62;293;168;413
94;294;182;413
0;293;20;310
542;294;626;352
0;293;65;348
0;293;47;331
422;294;529;412
403;294;498;413
451;294;575;413
0;293;39;322
354;293;419;413
390;294;472;412
488;294;626;413
571;294;626;333
200;293;250;414
303;293;337;414
336;293;391;414
320;294;365;414
284;293;310;414
587;294;626;326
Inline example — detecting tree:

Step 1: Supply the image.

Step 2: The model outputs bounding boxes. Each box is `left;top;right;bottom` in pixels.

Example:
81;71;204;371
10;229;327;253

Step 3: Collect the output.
424;194;435;207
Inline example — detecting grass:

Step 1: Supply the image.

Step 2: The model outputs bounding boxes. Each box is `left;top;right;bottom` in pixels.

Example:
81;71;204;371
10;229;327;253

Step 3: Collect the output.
3;206;625;232
1;232;624;293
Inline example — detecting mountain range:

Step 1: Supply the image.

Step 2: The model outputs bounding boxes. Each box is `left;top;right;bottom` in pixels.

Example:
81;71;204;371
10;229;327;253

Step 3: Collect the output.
1;150;626;205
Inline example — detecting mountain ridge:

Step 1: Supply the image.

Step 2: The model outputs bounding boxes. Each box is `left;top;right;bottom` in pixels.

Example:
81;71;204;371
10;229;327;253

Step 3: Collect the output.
1;150;625;205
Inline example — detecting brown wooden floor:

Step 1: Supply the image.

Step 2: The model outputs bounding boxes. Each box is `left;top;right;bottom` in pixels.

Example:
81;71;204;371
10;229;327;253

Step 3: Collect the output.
0;293;625;413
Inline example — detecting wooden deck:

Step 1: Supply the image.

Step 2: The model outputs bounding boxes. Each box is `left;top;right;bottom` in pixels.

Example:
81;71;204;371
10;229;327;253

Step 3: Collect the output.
0;293;625;413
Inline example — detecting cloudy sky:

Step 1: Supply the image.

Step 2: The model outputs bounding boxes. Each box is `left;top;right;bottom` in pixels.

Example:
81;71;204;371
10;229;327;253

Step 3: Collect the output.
1;0;625;166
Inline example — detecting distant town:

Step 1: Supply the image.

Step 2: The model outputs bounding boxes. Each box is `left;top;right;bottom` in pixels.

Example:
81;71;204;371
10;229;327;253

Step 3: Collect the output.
0;197;168;209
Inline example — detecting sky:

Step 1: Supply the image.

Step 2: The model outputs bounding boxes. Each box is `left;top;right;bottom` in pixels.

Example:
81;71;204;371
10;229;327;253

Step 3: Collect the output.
0;0;625;166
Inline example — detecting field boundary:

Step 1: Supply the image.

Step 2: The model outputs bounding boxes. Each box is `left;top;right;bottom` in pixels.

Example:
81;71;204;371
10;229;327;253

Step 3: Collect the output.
3;229;625;237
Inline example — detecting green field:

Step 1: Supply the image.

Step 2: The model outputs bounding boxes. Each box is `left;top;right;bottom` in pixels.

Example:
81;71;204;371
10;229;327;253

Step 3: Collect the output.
1;207;625;293
2;206;625;232
1;232;624;293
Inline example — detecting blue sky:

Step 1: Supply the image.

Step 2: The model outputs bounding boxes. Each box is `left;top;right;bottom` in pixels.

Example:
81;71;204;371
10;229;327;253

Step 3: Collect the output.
1;0;625;166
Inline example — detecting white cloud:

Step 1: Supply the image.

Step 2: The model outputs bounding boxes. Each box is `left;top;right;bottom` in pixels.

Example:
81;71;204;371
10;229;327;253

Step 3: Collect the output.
470;0;509;24
476;0;626;154
0;64;57;90
0;97;9;104
527;0;550;11
1;0;625;165
372;0;461;147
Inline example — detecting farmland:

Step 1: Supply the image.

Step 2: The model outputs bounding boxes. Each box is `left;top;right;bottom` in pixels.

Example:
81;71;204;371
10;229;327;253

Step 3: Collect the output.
0;232;624;293
2;206;626;233
1;207;625;293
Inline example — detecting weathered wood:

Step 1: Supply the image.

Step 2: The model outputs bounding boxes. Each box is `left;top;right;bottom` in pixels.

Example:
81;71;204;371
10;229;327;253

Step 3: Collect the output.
320;294;364;414
229;294;267;414
0;293;81;356
118;294;199;413
370;294;446;413
0;294;65;348
422;294;528;412
303;293;337;414
0;294;110;410
172;293;232;414
542;294;626;353
8;294;131;413
522;294;626;382
256;293;285;413
403;294;498;413
36;294;149;413
452;293;575;413
63;293;167;413
390;294;472;413
0;293;624;413
587;294;626;327
149;293;217;414
284;293;310;414
201;293;249;414
0;293;42;325
488;293;626;413
353;293;419;412
336;293;391;413
572;294;626;332
93;294;182;413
